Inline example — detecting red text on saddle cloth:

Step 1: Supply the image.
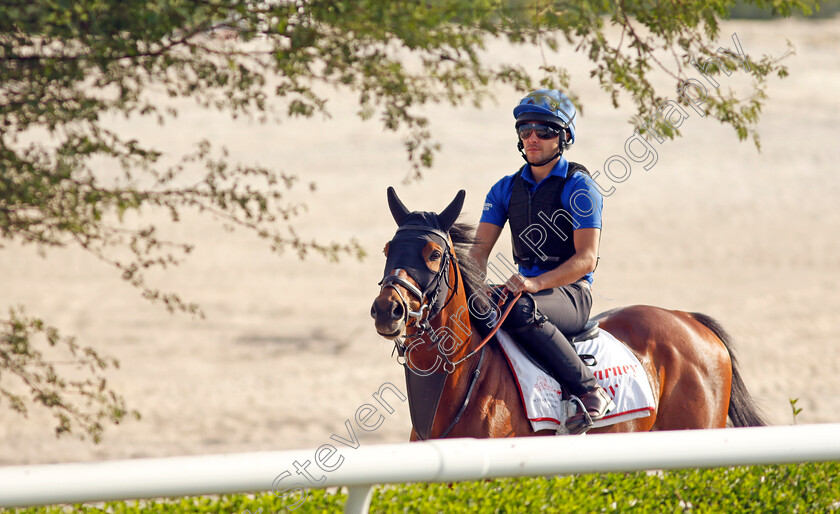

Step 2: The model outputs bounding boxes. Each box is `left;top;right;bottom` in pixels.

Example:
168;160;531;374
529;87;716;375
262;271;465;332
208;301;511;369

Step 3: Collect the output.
595;363;641;401
594;363;640;381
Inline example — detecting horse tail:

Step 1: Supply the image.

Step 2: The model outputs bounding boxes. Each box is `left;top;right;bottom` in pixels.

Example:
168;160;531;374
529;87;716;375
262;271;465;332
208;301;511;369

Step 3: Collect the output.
690;312;768;427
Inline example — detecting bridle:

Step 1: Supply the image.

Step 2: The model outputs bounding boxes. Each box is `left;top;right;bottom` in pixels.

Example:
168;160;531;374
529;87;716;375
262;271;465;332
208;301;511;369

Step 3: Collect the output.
379;231;518;372
377;224;521;440
377;225;459;350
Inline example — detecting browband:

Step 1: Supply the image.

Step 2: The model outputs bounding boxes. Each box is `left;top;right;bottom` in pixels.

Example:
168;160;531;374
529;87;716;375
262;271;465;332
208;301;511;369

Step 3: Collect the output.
395;225;450;246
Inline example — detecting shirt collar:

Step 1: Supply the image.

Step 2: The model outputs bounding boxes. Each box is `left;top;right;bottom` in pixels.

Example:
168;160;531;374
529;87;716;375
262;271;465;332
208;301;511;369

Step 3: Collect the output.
522;156;569;185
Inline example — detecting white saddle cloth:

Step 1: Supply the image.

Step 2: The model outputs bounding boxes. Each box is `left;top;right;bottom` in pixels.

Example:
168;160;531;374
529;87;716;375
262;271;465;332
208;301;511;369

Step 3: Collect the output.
496;327;656;433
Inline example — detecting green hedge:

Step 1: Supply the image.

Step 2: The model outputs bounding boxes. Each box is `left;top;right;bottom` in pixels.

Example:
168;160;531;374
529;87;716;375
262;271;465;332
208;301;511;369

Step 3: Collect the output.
6;462;839;513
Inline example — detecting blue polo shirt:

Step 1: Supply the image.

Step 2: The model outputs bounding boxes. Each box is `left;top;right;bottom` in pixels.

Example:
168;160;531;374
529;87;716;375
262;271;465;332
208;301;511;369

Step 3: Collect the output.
480;157;603;283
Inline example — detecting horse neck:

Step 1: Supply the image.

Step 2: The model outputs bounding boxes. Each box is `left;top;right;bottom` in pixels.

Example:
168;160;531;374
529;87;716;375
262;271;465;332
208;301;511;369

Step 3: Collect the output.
431;255;479;362
402;251;478;370
405;258;537;438
423;256;489;437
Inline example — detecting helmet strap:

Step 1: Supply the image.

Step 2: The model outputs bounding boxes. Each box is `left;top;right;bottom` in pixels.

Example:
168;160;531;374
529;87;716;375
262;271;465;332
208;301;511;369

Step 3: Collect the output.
517;139;563;167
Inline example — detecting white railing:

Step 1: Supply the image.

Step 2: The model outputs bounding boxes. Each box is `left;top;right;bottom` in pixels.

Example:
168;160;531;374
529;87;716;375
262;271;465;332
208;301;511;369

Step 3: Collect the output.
2;424;839;513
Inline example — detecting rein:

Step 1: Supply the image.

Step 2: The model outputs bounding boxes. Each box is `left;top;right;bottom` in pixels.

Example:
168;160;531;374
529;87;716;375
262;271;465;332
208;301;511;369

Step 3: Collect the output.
381;244;521;439
393;285;521;369
441;288;522;370
403;289;520;440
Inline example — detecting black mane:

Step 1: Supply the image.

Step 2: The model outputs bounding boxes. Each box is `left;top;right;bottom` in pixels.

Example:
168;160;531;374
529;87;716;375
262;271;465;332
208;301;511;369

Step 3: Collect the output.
448;221;493;315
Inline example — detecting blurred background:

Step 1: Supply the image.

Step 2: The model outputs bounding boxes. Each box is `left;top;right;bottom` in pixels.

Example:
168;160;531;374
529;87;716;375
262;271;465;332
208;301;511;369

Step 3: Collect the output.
1;12;838;465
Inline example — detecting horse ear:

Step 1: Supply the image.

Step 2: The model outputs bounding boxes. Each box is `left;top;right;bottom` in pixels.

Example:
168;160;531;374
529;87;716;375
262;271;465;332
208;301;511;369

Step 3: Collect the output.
438;189;465;232
387;186;410;226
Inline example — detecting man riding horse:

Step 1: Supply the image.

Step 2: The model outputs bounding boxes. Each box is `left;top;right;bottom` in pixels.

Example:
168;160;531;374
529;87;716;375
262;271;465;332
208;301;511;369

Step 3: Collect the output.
470;89;613;434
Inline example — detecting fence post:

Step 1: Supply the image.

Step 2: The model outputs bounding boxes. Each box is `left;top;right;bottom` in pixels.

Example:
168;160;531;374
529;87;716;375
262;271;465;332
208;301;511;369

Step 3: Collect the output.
344;485;373;514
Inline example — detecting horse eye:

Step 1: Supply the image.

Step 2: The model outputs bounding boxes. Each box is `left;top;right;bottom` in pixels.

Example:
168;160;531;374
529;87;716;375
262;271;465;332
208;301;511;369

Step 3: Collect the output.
430;250;442;261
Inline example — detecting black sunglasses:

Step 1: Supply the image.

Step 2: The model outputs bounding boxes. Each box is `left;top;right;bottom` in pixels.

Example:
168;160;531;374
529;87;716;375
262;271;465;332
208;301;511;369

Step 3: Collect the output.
517;123;561;140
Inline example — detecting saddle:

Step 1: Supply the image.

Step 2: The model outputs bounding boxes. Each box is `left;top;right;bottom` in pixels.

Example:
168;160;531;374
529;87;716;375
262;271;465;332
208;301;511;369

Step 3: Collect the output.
495;327;657;433
473;290;657;433
570;320;600;343
472;288;600;367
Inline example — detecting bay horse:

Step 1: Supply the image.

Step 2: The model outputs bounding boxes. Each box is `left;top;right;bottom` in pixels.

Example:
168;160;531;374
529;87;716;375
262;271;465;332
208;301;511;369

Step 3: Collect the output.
371;188;766;440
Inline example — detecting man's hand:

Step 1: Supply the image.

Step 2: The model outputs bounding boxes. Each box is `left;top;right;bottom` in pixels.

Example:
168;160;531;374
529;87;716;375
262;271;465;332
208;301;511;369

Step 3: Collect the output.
504;273;541;294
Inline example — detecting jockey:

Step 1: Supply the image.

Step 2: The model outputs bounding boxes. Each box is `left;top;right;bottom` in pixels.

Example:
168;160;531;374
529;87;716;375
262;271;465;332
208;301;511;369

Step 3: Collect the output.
470;89;614;434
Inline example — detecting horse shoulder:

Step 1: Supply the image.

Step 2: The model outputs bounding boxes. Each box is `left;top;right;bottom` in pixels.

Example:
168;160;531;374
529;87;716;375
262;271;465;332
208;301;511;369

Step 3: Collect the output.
473;342;540;438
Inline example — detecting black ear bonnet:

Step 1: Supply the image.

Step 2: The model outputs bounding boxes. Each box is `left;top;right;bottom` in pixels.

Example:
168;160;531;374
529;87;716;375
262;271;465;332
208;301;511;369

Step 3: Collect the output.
381;188;465;319
383;211;452;293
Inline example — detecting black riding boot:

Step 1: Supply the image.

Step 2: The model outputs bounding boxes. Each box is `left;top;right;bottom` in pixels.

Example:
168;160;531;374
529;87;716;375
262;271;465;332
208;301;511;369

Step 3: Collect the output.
510;319;615;434
508;316;597;397
503;292;614;433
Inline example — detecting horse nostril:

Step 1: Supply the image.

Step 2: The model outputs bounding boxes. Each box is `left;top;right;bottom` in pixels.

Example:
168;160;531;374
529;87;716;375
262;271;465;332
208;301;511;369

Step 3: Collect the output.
391;302;404;320
370;303;378;319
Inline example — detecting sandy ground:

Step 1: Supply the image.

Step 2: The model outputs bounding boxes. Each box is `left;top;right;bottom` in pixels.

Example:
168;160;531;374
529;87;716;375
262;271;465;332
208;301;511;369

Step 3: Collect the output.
1;18;839;467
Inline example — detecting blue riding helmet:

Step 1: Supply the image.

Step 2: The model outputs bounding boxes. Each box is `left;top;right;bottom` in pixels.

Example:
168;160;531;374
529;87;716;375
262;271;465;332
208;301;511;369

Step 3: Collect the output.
513;89;576;146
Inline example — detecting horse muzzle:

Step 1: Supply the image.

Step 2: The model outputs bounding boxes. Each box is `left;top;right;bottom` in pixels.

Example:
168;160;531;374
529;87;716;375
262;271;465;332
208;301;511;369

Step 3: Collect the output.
371;296;407;339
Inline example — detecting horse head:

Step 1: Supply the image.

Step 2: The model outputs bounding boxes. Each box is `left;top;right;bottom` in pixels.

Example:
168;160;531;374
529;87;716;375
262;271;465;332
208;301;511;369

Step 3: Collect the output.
370;187;465;340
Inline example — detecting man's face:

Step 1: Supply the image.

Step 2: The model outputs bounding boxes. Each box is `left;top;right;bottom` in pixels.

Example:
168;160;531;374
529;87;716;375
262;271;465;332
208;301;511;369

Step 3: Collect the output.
518;121;561;164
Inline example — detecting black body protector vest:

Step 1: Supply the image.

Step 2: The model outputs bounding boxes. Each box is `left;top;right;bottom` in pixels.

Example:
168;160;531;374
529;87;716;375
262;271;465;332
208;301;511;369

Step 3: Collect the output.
509;162;592;272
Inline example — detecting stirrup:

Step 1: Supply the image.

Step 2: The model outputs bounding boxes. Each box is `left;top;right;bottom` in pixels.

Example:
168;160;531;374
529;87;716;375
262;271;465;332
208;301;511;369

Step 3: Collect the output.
563;395;594;435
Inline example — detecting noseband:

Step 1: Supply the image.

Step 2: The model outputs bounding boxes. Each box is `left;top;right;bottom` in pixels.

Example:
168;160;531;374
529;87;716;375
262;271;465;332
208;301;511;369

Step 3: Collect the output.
379;269;432;328
377;224;522;440
378;225;458;344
